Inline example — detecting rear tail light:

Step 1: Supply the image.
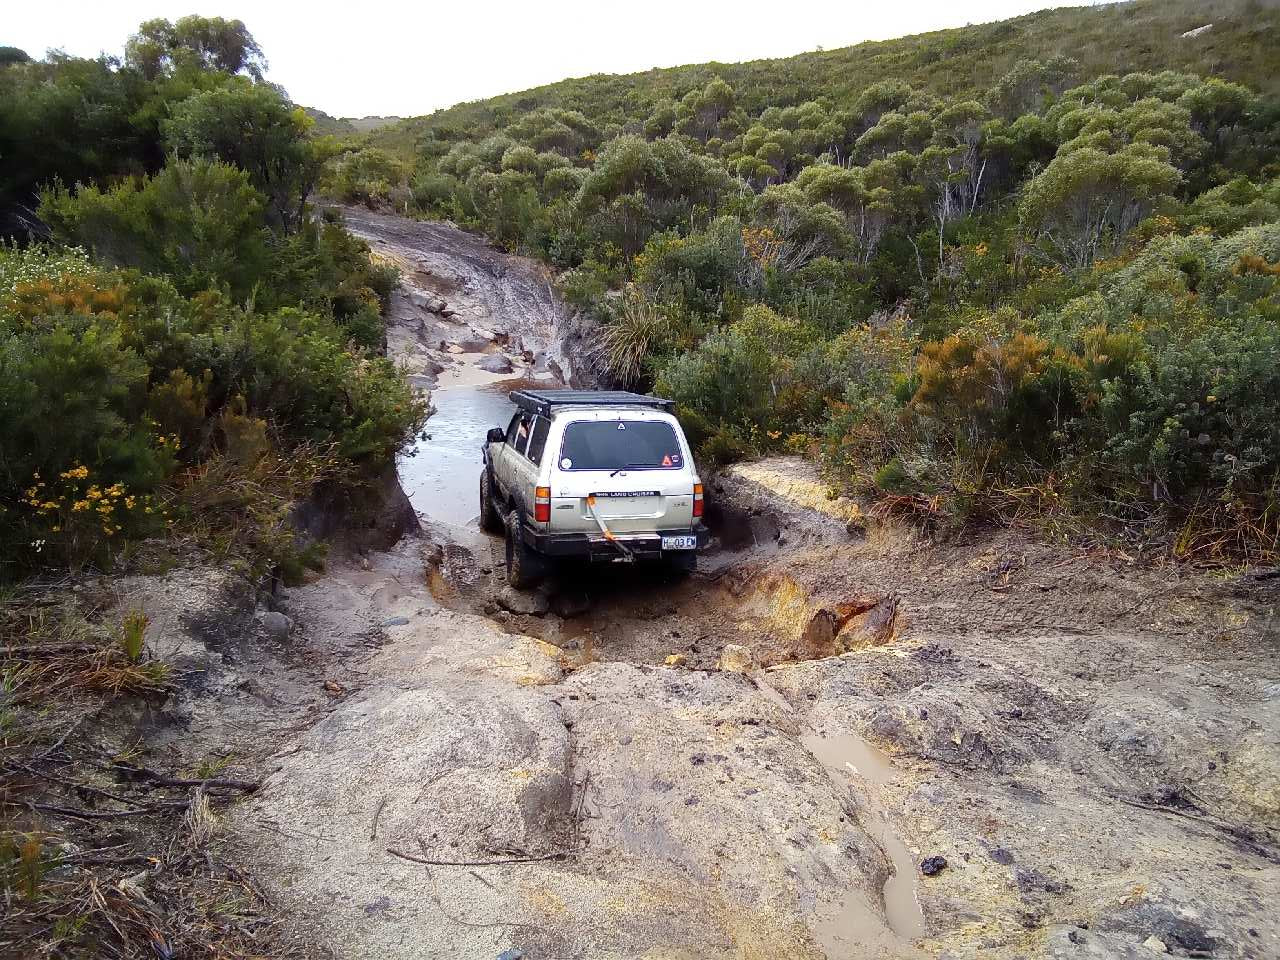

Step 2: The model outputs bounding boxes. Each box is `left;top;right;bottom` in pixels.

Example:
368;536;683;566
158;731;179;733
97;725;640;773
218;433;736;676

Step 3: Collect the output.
692;483;704;518
534;486;551;523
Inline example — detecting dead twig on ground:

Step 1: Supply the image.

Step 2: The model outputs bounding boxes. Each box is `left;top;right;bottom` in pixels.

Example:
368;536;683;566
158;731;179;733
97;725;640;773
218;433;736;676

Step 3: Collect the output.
111;764;259;793
26;801;180;821
35;716;85;760
2;643;104;657
386;846;569;867
1108;792;1280;864
413;859;558;938
571;770;592;850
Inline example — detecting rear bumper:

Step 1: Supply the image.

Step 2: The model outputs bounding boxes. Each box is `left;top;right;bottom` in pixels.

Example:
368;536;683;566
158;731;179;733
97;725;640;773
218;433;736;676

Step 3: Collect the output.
524;524;710;559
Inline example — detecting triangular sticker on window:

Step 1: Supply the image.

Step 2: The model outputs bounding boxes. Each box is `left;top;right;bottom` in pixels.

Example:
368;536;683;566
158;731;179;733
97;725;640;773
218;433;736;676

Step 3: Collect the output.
662;454;672;466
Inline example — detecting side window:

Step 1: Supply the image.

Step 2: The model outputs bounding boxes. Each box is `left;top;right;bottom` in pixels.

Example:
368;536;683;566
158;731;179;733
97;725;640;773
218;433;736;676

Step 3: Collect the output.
506;413;532;452
526;416;550;464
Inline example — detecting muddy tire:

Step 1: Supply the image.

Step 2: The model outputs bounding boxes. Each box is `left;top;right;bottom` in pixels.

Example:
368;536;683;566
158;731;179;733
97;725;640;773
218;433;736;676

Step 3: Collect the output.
666;550;697;578
504;509;546;589
479;471;503;534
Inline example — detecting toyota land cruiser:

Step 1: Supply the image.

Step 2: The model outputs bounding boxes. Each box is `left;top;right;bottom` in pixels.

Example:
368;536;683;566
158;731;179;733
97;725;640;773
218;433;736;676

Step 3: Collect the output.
480;389;709;588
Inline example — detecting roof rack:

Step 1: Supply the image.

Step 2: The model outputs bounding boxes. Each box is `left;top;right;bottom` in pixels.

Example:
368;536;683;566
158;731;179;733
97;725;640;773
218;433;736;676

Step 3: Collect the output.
509;389;675;417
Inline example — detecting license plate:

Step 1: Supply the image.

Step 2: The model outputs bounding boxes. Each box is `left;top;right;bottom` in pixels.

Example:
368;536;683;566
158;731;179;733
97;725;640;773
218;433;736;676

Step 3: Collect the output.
661;535;697;551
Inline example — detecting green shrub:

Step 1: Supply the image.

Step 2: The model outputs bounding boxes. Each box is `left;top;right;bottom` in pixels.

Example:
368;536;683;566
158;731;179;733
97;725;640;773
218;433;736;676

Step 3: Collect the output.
874;458;914;492
0;246;425;577
593;291;672;387
324;147;410;205
40;159;269;300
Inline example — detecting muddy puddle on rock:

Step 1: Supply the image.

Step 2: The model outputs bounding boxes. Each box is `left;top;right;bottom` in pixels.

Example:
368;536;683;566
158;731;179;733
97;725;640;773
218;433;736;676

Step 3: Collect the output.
757;678;926;952
803;731;926;946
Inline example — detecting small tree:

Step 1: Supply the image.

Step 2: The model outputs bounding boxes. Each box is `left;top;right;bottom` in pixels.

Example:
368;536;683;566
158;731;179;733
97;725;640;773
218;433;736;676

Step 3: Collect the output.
1020;144;1181;269
164;80;328;233
40;158;269;299
125;15;266;80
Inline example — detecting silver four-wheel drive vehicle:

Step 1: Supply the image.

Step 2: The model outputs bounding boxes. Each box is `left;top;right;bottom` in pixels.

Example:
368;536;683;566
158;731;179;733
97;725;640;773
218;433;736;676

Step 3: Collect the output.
480;389;709;588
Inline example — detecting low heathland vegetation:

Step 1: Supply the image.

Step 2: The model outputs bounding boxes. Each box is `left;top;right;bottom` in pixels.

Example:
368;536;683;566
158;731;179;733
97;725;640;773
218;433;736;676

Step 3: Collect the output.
340;0;1280;563
0;15;426;581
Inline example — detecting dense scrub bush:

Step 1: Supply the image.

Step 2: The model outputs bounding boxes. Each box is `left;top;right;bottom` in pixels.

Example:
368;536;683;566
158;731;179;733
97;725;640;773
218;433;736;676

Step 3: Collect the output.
378;61;1266;561
40;161;396;349
0;15;422;573
40;159;269;300
324;147;410;206
0;246;425;575
382;53;1280;559
18;7;1278;563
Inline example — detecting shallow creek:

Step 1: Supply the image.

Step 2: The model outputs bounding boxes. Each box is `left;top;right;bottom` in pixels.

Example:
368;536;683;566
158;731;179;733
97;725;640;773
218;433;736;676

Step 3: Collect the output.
397;377;524;540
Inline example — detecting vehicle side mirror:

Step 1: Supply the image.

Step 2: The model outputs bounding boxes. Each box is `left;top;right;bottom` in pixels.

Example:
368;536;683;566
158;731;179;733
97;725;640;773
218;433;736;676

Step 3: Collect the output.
486;427;507;444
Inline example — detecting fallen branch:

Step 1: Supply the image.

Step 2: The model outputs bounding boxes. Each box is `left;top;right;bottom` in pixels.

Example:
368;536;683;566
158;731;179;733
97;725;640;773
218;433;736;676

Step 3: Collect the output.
111;764;258;793
4;761;152;809
26;801;179;821
36;717;86;760
386;847;569;867
1109;793;1280;863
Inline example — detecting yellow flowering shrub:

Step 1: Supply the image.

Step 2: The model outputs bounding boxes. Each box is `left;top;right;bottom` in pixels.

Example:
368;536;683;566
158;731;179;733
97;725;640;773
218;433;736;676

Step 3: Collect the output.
17;463;166;570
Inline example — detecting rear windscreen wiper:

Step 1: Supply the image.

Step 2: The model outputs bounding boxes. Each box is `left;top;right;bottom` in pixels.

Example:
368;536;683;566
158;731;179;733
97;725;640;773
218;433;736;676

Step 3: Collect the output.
609;462;654;477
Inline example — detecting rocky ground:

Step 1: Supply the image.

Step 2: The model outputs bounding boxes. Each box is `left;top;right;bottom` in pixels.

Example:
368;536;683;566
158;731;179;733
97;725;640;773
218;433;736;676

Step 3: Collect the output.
337;206;593;391
65;211;1278;960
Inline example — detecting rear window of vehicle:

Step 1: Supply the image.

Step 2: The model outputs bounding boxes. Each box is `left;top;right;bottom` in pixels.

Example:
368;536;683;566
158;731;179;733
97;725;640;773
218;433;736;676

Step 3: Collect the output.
558;420;684;471
526;416;550;464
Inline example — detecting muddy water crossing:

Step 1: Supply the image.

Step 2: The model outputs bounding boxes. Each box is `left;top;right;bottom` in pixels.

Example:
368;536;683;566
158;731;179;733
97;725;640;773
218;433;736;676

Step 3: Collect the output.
756;677;926;951
397;380;524;541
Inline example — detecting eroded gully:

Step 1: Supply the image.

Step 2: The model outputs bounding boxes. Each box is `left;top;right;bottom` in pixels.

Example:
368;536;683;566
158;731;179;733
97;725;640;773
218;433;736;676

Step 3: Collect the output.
237;209;1280;960
361;206;929;955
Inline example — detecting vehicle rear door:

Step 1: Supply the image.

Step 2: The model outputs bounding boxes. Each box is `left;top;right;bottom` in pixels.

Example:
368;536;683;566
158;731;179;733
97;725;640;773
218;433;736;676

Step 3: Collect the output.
493;411;530;502
507;414;549;522
549;415;696;535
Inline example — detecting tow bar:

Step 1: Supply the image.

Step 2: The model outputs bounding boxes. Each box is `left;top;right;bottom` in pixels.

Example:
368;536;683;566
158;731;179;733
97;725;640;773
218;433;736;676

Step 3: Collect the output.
586;495;634;562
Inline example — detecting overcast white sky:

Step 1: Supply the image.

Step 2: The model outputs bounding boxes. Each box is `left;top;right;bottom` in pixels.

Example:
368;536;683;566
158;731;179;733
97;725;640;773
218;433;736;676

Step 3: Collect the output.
7;1;1102;117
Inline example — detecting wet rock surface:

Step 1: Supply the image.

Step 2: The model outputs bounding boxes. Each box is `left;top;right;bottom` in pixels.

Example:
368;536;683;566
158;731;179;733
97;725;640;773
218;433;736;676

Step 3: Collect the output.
219;467;1279;960
338;206;592;390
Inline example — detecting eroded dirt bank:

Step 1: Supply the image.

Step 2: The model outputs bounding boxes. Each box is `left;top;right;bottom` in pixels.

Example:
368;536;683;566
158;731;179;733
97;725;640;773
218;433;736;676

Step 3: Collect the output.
102;212;1278;960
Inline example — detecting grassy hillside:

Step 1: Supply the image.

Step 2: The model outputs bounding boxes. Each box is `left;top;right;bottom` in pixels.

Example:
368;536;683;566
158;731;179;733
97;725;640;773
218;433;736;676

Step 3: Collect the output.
346;115;403;132
303;106;357;136
368;0;1280;156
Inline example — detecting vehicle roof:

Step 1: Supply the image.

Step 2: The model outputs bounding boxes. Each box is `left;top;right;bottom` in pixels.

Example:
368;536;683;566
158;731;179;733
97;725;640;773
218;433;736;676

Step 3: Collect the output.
509;389;675;417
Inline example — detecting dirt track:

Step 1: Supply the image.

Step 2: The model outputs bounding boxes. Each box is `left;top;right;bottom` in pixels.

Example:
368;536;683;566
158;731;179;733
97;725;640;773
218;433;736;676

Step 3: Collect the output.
121;211;1279;959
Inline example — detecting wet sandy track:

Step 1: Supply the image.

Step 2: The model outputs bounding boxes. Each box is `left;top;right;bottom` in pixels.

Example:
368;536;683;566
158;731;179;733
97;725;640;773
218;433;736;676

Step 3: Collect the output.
218;211;1280;960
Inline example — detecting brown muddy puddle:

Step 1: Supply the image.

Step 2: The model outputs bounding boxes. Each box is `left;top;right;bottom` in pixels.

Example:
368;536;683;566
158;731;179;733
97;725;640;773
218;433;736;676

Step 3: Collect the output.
802;730;927;945
758;679;926;950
